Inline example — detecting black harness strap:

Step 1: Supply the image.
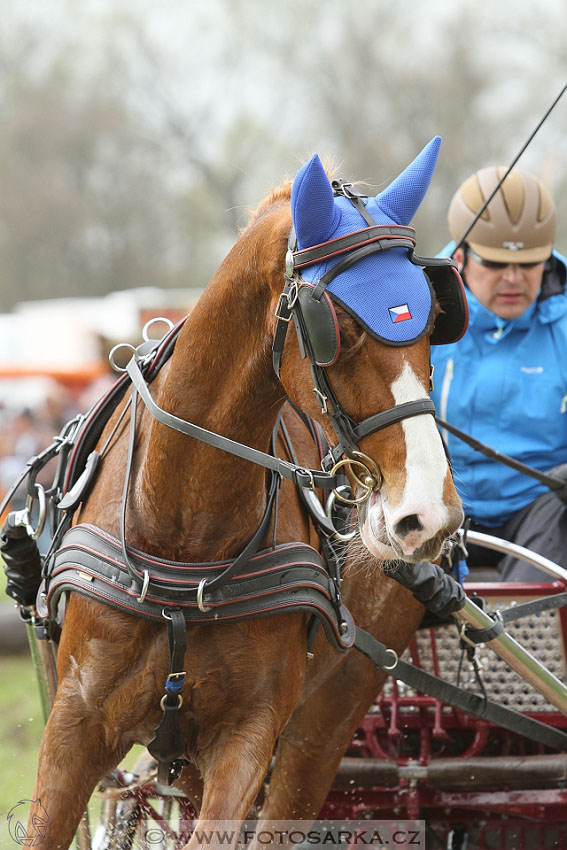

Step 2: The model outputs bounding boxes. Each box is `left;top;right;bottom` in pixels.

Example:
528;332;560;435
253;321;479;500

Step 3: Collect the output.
147;608;189;784
353;626;567;751
462;592;567;646
500;591;567;623
292;225;416;271
126;356;336;492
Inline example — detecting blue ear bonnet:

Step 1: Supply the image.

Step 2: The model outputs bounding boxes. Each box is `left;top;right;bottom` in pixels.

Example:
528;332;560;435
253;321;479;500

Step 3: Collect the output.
290;137;444;345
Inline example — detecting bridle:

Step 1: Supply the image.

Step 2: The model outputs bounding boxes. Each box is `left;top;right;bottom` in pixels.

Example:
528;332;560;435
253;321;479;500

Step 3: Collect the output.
272;179;442;503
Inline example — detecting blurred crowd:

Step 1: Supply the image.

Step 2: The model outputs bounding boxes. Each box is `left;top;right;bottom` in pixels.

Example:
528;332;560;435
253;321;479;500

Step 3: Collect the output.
0;375;116;516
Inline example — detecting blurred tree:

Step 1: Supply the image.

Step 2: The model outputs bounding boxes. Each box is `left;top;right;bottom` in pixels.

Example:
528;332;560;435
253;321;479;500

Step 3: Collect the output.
0;0;564;313
0;34;185;309
222;0;566;255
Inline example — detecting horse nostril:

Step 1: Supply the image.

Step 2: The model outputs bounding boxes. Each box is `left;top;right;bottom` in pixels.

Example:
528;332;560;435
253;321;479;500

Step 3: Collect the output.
394;514;423;539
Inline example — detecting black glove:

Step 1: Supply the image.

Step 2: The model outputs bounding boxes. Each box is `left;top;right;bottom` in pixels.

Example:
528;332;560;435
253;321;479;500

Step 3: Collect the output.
388;560;466;619
1;512;43;609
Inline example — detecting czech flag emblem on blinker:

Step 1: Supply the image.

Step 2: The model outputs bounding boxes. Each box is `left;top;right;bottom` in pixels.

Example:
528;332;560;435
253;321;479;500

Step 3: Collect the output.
389;304;412;323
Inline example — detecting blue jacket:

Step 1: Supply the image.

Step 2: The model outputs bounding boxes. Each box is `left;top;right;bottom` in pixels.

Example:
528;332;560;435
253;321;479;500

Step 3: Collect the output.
430;247;567;526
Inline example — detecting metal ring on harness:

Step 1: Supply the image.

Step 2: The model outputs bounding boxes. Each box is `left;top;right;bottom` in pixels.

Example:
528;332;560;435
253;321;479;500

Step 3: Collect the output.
382;648;399;671
108;343;137;373
142;316;174;343
16;483;47;541
329;452;382;505
325;487;357;541
197;579;211;613
138;570;150;604
460;622;480;649
160;693;183;710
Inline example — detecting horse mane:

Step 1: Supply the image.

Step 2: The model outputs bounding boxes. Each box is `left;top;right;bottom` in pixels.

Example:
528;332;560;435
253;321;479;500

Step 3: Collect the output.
244;178;292;231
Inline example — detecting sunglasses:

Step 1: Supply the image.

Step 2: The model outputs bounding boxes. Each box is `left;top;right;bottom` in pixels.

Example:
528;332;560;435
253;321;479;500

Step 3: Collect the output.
466;246;544;270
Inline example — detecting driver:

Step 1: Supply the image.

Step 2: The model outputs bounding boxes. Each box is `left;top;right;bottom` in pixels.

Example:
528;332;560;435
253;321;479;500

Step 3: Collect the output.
430;166;567;581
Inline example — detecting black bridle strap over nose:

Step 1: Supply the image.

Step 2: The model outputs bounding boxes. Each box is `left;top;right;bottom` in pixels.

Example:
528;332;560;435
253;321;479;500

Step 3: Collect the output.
353;398;436;441
324;398;437;466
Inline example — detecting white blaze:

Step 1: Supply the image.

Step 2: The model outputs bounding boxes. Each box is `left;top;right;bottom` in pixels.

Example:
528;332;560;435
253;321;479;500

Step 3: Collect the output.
388;361;449;548
361;360;450;560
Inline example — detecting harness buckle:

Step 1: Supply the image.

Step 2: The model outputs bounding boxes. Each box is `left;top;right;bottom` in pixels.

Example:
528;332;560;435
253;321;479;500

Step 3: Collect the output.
286;279;298;308
313;388;328;414
275;280;298;323
274;293;293;323
55;413;85;452
167;671;186;682
331;179;365;201
296;468;315;490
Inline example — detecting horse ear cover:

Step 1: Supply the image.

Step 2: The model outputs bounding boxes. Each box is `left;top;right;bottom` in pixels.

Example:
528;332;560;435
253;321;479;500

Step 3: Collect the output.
290;138;443;347
371;135;441;226
291;154;340;249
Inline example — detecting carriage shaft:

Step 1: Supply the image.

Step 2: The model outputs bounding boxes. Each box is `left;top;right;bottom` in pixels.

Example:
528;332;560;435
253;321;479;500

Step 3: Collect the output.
25;619;58;722
454;597;567;715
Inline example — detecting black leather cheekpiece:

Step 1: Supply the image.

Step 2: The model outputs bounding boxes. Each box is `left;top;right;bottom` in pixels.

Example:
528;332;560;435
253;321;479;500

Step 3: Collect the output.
296;284;340;367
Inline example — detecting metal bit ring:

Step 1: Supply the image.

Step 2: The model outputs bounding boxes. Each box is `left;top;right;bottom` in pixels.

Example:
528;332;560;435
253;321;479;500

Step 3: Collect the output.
325;487;357;541
329;451;382;505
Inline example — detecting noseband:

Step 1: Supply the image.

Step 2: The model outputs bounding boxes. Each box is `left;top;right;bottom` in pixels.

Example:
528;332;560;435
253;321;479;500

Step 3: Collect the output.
272;180;439;501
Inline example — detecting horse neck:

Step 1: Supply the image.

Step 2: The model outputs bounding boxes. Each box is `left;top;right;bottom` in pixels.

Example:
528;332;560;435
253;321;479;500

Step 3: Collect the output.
136;224;287;559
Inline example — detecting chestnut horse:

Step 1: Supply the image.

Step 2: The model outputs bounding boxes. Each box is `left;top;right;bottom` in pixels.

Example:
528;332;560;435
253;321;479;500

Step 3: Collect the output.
30;137;464;848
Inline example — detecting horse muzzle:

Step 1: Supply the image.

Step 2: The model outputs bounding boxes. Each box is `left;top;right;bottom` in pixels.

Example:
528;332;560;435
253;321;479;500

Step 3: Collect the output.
358;489;463;564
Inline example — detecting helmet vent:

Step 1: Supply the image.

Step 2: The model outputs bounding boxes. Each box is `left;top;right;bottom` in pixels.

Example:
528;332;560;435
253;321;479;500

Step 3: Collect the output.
497;167;525;225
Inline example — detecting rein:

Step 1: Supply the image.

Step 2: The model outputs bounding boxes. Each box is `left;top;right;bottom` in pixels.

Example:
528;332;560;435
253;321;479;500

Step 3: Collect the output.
126;356;338;492
437;415;567;492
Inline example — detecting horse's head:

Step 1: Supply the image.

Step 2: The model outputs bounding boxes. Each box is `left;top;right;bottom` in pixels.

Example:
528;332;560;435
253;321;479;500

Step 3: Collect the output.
276;137;467;563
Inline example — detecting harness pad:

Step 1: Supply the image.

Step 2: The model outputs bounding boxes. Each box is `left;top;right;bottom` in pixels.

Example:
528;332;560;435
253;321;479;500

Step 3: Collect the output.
39;523;356;652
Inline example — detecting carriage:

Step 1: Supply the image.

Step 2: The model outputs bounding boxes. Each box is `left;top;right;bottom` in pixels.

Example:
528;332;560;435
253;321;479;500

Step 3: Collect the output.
2;137;566;849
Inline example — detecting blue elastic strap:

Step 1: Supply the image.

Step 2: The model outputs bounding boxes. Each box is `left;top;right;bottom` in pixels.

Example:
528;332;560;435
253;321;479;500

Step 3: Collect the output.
453;559;470;585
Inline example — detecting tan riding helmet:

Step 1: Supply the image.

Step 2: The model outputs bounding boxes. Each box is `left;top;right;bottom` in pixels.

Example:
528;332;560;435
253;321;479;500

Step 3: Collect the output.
448;166;556;263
